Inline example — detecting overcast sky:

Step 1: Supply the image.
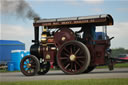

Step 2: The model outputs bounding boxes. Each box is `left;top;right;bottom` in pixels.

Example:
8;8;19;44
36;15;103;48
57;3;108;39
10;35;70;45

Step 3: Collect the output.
0;0;128;50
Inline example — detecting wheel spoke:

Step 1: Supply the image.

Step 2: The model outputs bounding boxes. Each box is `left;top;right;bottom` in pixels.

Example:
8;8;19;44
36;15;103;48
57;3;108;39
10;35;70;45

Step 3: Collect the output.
28;58;31;62
24;67;28;71
31;69;34;73
29;69;32;73
70;62;73;71
26;70;29;73
76;56;85;59
24;61;29;64
65;63;70;69
74;48;80;55
70;46;73;54
78;59;85;64
29;60;33;64
74;63;77;71
64;47;70;54
23;66;27;69
75;60;81;67
26;59;30;63
23;63;27;65
26;68;31;72
27;70;31;73
64;53;70;57
25;68;28;71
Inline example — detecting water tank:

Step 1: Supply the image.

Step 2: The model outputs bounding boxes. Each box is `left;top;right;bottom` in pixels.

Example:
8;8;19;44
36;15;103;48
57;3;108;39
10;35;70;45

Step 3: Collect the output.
10;50;30;71
11;50;25;70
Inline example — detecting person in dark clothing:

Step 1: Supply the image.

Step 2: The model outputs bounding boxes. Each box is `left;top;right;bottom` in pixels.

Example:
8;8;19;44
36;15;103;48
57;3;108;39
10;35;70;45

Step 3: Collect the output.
76;24;96;44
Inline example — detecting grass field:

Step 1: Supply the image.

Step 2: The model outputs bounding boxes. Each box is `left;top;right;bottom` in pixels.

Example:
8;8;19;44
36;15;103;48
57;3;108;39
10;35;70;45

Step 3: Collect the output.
0;78;128;85
0;69;20;73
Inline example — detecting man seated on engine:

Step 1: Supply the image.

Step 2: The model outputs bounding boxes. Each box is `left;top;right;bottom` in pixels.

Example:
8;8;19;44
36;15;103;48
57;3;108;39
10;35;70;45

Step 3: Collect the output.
76;24;96;44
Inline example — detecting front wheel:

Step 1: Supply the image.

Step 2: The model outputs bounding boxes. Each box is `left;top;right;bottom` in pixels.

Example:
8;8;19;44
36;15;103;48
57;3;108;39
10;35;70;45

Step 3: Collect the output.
20;55;40;76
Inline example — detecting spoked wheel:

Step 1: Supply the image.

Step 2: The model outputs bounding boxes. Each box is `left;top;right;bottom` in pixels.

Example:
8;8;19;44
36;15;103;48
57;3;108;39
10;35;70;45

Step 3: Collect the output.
38;62;50;75
20;55;40;76
57;40;90;74
83;66;96;73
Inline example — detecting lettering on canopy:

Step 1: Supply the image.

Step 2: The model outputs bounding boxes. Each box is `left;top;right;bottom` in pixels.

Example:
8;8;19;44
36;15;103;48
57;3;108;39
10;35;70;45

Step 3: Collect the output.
39;18;105;26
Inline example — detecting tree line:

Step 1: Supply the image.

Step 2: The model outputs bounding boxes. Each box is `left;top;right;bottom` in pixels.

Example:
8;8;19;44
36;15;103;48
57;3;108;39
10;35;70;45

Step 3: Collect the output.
111;48;128;57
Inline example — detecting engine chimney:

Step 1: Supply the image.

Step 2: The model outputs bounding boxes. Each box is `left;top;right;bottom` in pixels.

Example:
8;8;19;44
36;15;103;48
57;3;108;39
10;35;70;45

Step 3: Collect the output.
32;17;40;44
34;17;40;23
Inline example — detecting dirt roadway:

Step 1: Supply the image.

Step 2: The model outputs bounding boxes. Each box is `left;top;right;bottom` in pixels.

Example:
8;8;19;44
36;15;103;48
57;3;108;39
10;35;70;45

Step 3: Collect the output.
0;68;128;82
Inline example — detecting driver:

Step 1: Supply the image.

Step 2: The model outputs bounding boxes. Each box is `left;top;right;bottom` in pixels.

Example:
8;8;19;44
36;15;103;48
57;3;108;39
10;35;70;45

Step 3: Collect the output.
76;24;96;43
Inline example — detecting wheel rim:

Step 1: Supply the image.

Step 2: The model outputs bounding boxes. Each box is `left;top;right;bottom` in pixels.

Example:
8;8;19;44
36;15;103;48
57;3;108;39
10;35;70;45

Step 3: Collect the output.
57;41;89;74
21;56;38;75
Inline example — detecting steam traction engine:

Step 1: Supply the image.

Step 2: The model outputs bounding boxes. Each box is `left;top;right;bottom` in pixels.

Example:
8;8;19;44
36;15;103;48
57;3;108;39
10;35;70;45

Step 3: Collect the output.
20;14;114;76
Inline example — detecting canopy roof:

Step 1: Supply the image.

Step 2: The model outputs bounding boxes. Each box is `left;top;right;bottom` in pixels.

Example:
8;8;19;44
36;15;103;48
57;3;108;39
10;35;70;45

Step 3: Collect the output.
33;14;113;28
0;40;24;45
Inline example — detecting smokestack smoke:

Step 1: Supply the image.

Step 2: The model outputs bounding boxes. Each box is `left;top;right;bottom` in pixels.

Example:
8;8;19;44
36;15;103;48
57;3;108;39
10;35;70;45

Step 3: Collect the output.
1;0;39;20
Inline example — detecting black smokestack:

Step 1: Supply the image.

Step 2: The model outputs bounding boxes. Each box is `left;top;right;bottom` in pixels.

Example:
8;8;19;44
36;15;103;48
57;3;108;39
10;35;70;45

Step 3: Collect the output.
1;0;39;20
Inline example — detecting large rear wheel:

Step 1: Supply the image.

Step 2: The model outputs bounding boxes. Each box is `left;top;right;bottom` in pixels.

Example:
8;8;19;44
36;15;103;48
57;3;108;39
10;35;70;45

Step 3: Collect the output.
20;55;40;76
57;40;90;74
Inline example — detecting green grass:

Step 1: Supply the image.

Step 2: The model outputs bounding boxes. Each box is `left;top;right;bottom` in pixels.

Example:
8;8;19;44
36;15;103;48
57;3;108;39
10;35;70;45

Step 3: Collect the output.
96;63;128;69
114;63;128;68
0;69;20;73
0;78;128;85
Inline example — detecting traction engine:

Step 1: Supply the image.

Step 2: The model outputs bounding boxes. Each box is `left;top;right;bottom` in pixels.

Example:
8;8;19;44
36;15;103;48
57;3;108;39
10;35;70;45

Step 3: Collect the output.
20;14;114;76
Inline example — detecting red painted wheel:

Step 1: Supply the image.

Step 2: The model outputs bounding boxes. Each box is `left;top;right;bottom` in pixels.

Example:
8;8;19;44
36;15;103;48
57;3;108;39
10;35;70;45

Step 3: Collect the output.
20;55;40;76
54;28;75;47
57;40;90;74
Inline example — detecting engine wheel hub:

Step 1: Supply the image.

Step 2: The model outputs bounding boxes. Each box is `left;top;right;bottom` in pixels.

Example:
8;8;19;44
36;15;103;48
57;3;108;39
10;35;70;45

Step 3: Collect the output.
70;54;76;61
27;64;31;68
